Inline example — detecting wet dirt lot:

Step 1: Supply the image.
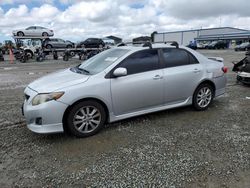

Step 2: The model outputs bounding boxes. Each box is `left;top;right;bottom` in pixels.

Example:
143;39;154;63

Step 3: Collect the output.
0;50;250;187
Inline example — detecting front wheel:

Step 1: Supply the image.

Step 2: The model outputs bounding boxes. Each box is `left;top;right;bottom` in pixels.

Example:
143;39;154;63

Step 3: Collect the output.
66;101;106;137
17;31;24;36
193;84;214;111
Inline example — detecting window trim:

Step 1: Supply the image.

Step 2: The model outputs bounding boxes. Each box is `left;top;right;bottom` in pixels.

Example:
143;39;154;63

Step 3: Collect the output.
105;49;161;79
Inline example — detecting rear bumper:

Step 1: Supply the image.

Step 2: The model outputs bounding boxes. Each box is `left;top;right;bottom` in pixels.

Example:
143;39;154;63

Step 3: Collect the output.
213;75;227;97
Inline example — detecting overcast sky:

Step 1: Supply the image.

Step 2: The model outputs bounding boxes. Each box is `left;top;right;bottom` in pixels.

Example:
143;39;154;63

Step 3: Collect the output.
0;0;250;42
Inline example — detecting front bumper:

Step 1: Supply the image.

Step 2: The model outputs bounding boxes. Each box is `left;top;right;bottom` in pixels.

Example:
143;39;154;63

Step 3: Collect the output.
23;87;68;134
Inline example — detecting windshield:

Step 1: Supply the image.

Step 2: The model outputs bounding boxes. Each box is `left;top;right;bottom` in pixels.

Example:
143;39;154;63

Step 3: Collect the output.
78;48;129;74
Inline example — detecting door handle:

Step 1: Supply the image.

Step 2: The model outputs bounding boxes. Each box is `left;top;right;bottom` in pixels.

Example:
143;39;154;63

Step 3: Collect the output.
193;69;201;73
153;75;163;80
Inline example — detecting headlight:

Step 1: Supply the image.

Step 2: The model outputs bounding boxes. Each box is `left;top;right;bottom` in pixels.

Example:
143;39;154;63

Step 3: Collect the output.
32;92;64;106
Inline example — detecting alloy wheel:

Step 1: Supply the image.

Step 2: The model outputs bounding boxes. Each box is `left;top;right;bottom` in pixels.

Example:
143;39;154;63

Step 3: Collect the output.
73;106;101;133
196;87;212;108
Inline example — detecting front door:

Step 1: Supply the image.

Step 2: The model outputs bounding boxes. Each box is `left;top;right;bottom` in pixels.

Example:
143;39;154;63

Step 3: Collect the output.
110;49;164;116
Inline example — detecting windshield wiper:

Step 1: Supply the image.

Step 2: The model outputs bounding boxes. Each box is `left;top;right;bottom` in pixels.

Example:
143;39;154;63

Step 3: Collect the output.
78;67;90;74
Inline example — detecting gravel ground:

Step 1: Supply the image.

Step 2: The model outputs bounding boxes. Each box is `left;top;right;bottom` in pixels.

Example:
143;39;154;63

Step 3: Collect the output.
0;50;249;188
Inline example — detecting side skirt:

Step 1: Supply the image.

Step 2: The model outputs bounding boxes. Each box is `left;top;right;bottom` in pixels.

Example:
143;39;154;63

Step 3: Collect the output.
109;97;192;123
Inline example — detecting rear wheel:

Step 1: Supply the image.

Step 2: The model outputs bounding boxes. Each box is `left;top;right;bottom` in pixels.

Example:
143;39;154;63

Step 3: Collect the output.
66;101;106;137
42;32;48;37
193;83;214;111
17;31;24;36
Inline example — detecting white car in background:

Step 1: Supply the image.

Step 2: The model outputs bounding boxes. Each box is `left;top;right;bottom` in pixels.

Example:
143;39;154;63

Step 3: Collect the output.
13;26;54;37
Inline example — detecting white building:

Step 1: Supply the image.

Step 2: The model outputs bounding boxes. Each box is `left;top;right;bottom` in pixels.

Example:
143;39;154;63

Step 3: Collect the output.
154;27;250;46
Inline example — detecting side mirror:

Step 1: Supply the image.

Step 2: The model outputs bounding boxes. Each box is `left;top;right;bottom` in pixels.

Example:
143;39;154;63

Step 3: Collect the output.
113;67;127;77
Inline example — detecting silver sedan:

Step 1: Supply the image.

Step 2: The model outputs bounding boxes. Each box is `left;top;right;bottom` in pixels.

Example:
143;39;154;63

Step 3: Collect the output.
13;26;54;37
23;44;227;137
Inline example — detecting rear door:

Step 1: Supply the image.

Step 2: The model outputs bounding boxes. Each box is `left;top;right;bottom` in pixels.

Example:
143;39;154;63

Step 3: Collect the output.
161;48;203;104
110;49;164;115
36;26;43;36
58;39;66;48
26;26;35;36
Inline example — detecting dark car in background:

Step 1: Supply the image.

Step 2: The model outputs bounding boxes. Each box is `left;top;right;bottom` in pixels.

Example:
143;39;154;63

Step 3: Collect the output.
186;42;197;50
43;38;74;49
76;38;105;48
234;42;250;51
206;41;227;49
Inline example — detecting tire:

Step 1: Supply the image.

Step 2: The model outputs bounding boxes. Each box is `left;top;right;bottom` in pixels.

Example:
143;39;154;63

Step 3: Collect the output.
193;83;214;111
66;100;106;137
17;31;24;37
46;44;52;49
25;50;33;58
53;53;58;60
70;51;75;57
42;32;48;37
66;45;72;48
63;55;69;61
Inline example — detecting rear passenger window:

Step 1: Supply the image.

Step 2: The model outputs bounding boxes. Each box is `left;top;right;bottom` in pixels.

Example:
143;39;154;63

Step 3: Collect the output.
119;49;159;75
189;53;199;64
162;49;198;68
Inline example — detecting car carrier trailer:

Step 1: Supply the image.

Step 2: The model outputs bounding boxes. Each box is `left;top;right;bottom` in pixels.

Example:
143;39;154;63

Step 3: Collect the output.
13;36;107;63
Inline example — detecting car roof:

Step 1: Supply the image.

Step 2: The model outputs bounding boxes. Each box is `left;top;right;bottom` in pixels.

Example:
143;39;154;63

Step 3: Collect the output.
115;44;208;64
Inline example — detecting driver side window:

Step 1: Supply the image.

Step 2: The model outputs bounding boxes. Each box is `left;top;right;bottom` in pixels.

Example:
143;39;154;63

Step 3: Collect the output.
118;49;159;75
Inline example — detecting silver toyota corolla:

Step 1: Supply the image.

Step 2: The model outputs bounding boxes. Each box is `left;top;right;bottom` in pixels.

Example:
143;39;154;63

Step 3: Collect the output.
23;44;227;137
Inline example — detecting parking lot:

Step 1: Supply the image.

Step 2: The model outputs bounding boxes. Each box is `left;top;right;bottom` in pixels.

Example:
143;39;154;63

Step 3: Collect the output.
0;50;249;187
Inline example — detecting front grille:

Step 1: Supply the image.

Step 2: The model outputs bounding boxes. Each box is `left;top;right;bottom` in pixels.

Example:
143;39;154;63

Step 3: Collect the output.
25;94;30;100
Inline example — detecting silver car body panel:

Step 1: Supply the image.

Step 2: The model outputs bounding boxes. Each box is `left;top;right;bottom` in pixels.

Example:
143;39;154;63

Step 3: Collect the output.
23;87;67;133
23;45;227;134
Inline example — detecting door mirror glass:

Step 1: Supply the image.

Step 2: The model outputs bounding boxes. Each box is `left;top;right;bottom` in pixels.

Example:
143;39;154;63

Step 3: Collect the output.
113;68;127;77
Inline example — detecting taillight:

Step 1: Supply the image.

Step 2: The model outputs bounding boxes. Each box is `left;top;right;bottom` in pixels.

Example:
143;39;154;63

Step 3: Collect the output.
222;66;228;73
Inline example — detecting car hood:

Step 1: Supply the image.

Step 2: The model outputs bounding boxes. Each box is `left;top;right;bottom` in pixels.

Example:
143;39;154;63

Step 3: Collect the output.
28;68;90;93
